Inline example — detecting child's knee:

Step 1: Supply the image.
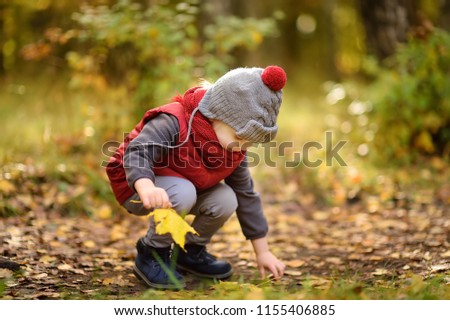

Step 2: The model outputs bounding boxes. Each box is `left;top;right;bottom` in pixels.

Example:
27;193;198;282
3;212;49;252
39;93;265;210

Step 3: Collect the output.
169;181;197;215
210;185;238;219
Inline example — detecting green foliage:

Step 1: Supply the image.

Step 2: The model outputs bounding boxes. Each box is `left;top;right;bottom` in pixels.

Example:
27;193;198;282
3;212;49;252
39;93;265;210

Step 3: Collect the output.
0;279;5;297
367;29;450;164
64;0;277;112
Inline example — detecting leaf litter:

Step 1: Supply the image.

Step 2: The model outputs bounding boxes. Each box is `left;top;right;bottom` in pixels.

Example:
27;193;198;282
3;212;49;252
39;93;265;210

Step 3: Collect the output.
0;162;449;299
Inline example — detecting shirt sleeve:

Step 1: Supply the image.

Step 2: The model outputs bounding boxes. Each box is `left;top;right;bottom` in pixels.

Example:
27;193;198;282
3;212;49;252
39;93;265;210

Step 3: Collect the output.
224;158;268;240
123;113;179;191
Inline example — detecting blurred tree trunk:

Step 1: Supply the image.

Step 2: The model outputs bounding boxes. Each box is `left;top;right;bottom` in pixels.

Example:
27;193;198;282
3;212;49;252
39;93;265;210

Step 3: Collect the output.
0;3;6;75
198;0;248;66
439;0;450;31
359;0;419;60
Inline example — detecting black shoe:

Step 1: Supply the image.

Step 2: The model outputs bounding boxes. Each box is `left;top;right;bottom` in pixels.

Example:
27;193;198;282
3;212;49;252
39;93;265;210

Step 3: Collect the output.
133;239;185;289
176;244;233;279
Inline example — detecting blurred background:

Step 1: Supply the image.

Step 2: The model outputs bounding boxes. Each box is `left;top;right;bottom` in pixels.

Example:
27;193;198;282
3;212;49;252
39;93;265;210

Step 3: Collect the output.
1;0;449;217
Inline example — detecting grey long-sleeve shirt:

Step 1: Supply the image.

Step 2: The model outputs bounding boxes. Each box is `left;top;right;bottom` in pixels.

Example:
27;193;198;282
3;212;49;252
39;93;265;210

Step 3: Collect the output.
123;113;268;240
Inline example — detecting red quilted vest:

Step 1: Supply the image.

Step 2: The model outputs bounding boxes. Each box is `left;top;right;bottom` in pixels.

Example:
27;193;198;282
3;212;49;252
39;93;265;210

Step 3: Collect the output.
106;100;244;204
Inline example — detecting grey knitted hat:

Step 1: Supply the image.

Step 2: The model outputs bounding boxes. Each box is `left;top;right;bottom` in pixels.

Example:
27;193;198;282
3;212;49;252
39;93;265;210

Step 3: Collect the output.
198;66;286;143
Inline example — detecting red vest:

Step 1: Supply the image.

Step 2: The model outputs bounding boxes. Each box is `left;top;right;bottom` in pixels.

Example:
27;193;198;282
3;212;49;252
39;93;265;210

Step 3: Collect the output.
106;102;244;204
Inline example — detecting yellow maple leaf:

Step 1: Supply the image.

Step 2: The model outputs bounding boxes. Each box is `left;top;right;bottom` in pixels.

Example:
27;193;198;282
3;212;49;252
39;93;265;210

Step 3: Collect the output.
149;208;198;251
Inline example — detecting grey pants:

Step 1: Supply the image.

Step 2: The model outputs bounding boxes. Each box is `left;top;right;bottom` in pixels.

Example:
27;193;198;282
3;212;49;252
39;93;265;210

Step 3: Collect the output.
122;176;238;248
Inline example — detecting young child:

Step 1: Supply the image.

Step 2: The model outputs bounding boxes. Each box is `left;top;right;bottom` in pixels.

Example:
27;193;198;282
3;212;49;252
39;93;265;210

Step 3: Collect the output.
106;66;287;289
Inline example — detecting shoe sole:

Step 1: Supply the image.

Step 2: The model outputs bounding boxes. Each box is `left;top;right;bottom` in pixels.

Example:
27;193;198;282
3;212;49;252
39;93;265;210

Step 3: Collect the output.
133;265;185;290
176;264;234;280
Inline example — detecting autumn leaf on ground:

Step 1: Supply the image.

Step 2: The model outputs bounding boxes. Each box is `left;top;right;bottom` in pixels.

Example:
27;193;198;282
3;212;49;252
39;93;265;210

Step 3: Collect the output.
57;263;73;271
149;208;198;251
211;282;264;299
0;269;14;279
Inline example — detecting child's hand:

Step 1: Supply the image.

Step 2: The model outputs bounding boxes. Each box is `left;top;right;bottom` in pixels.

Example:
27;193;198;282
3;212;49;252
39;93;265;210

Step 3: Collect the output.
251;237;285;279
134;178;172;209
256;251;286;279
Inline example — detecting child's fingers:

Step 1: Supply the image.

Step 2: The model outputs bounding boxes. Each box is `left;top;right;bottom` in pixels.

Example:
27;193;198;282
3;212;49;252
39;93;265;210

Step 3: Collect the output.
142;197;152;209
276;262;285;277
259;266;266;279
148;193;160;209
155;193;164;208
160;192;171;208
142;192;171;209
269;265;280;279
270;261;286;279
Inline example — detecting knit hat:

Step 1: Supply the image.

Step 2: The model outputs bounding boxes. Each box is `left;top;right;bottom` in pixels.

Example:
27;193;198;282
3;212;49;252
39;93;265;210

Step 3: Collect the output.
198;66;286;143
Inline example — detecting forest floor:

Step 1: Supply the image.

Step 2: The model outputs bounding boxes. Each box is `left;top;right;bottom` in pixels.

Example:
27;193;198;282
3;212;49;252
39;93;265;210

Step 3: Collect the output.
1;176;449;299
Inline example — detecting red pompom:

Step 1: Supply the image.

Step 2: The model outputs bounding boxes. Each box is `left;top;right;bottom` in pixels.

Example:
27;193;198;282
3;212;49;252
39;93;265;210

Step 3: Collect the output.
261;65;286;91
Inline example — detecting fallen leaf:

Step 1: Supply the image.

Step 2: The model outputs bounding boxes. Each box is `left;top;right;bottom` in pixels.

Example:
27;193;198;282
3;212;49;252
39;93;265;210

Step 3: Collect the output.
102;278;114;285
212;281;263;298
110;224;127;242
56;192;70;205
0;180;16;195
0;269;13;278
49;241;63;248
423;252;433;261
390;252;401;259
24;291;61;299
6;226;21;237
57;263;73;271
312;211;330;221
71;269;86;275
348;253;362;260
39;255;57;264
238;252;252;260
306;277;332;289
371;268;390;276
325;257;343;265
100;247;119;255
375;220;408;231
369;256;383;261
430;264;450;273
424;240;441;247
102;276;136;287
95;204;113;219
82;240;96;248
32;273;48;279
244;284;264;300
17;194;35;208
285;259;306;268
284;269;302;277
56;224;73;237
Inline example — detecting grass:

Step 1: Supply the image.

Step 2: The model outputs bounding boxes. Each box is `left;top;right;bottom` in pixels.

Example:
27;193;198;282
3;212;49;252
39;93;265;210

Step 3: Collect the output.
134;274;450;300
